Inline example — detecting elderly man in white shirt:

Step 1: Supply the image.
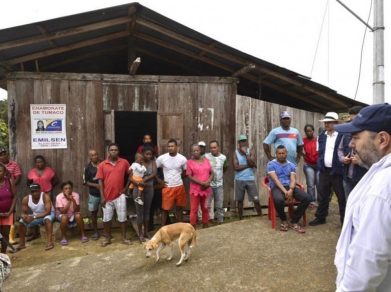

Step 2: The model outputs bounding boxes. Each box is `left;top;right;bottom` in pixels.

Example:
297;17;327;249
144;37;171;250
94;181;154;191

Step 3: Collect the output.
334;103;391;292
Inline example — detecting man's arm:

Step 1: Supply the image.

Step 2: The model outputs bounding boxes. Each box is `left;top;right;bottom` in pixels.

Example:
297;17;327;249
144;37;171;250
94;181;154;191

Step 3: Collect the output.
338;197;391;291
247;147;257;168
263;143;274;161
98;179;105;207
232;152;248;171
20;196;32;223
296;145;304;164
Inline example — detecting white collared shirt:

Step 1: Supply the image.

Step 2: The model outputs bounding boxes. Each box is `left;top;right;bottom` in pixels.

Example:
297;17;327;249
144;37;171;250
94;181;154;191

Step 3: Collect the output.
324;131;338;167
335;153;391;291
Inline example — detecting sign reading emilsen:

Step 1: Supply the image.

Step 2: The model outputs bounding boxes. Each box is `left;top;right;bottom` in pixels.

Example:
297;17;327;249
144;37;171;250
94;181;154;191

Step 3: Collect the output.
30;104;67;149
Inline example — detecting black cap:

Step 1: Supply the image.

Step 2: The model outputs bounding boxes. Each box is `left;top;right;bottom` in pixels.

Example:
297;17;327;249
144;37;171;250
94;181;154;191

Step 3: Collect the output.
29;183;41;191
335;103;391;134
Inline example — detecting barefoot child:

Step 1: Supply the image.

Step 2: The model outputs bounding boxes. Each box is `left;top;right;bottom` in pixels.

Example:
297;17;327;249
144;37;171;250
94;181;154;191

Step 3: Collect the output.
129;153;146;205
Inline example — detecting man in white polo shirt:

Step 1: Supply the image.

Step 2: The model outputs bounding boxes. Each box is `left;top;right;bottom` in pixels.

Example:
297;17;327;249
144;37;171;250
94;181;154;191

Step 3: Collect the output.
156;139;187;225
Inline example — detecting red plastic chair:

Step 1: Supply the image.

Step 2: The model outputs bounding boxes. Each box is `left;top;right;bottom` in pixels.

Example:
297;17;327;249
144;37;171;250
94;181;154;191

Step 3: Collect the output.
261;176;307;230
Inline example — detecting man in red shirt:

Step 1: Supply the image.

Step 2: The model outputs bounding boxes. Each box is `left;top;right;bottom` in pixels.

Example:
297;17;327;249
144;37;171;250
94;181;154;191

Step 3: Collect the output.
96;143;131;246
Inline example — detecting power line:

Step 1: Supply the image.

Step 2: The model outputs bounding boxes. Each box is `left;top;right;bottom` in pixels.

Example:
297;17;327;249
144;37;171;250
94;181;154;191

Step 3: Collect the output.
354;0;373;100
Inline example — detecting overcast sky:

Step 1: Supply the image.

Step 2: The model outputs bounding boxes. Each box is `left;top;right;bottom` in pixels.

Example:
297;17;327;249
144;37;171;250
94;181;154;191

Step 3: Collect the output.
0;0;389;105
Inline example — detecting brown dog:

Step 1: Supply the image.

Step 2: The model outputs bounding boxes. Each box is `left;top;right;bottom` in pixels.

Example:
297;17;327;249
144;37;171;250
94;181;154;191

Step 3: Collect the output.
145;223;197;266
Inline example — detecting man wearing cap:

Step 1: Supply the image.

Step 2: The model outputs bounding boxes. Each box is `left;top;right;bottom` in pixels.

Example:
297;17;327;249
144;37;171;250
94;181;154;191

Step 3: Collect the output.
309;112;345;226
17;183;55;251
233;134;262;219
263;111;304;165
334;104;391;291
198;141;207;157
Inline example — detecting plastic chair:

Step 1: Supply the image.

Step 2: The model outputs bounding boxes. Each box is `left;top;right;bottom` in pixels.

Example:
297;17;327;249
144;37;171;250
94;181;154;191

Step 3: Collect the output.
261;176;307;230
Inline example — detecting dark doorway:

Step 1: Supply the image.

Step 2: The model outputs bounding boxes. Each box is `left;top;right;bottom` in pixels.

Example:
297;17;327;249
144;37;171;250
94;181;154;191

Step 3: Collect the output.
115;111;157;163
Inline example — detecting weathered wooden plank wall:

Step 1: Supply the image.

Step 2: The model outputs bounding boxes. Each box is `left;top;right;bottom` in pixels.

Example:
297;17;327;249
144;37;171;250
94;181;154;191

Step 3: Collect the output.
235;94;323;207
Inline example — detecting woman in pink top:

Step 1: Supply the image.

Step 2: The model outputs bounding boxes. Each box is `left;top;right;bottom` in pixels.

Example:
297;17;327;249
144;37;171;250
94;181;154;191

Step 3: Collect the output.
27;155;58;195
186;144;213;228
0;163;16;253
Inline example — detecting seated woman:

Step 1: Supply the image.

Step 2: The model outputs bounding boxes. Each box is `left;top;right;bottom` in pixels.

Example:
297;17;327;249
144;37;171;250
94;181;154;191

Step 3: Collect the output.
55;181;88;246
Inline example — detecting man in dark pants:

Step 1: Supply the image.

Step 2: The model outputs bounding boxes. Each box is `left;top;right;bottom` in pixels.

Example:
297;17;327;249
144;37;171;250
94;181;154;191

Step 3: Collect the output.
310;112;345;226
267;145;310;233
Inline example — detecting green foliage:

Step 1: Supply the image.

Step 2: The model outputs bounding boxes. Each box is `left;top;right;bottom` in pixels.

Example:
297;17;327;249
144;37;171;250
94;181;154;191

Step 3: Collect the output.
0;99;8;148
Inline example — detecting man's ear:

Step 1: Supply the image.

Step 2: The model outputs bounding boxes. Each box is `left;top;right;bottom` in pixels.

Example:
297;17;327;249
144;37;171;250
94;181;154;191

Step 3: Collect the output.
378;131;391;151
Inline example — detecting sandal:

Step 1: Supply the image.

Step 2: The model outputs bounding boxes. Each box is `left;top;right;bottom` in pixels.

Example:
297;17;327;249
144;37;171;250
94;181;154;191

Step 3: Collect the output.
280;223;289;232
291;224;306;234
15;245;26;252
91;233;100;241
45;243;54;251
60;239;68;246
101;239;111;247
81;236;89;243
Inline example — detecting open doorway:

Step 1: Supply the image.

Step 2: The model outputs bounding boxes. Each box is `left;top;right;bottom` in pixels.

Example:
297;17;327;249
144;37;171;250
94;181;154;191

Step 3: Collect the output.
115;111;157;163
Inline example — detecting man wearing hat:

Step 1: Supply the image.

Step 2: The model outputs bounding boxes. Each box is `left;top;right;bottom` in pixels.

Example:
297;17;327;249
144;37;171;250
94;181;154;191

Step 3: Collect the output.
198;141;207;157
17;183;55;251
334;103;391;291
263;111;304;165
232;134;262;219
309;112;345;226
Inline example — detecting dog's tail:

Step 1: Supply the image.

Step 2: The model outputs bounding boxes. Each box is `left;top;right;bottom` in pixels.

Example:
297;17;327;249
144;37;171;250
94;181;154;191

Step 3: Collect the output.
190;231;197;248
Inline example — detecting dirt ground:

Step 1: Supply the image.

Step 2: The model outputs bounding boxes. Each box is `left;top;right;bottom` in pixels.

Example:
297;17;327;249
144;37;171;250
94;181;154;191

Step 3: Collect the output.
3;202;342;292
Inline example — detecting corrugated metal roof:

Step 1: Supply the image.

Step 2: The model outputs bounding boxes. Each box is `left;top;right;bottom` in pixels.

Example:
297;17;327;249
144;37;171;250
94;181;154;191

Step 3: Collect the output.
0;2;366;112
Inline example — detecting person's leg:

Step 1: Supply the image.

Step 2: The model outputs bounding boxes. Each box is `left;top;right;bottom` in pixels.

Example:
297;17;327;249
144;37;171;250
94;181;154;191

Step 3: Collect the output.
161;210;169;226
235;180;245;220
271;187;288;222
189;194;198;227
332;175;346;224
115;194;130;243
60;215;69;241
176;207;184;223
291;188;311;223
303;163;316;202
44;218;54;249
207;189;215;221
88;194;100;239
18;221;27;248
161;187;175;226
246;181;262;216
174;185;186;223
102;201;114;246
0;226;10;253
143;186;154;238
214;186;224;223
200;196;209;226
74;213;87;239
313;171;332;222
133;188;144;240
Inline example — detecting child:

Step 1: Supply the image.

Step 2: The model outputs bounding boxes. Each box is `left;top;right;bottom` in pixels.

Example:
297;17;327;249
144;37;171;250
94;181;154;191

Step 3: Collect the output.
129;153;146;205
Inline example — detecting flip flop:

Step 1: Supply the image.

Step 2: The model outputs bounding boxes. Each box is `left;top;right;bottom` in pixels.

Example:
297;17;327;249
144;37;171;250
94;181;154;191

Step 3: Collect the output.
45;243;54;251
280;223;289;232
14;245;26;252
101;239;111;247
91;233;100;241
291;224;306;234
81;236;89;243
60;239;68;246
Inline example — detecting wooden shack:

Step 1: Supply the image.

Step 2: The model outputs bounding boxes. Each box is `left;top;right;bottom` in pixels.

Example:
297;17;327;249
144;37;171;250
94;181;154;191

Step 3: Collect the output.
0;3;365;213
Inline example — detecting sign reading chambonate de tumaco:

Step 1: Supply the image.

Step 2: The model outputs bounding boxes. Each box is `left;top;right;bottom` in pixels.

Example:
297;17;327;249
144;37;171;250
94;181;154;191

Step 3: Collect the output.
30;104;67;149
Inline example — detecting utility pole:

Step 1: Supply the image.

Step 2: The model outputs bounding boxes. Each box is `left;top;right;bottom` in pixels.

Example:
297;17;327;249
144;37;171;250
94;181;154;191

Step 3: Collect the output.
336;0;385;104
373;0;385;104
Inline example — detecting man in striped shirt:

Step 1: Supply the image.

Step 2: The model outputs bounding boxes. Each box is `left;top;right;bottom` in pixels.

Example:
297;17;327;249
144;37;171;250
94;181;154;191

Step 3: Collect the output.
0;148;21;185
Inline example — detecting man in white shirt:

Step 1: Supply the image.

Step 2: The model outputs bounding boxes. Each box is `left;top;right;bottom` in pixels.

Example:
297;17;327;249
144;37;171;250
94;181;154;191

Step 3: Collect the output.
309;112;345;226
155;139;187;225
334;103;391;291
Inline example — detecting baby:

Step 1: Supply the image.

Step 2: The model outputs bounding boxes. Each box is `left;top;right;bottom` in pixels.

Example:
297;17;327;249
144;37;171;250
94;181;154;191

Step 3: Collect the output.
129;153;146;205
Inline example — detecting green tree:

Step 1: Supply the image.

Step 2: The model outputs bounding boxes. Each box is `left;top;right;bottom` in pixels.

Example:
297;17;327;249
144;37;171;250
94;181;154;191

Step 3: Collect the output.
0;99;8;149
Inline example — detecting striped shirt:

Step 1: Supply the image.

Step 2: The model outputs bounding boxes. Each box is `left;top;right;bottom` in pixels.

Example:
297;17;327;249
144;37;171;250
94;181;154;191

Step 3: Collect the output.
5;160;22;179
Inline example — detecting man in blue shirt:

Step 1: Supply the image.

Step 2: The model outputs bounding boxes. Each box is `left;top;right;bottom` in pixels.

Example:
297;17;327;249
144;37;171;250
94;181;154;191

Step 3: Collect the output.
263;111;304;165
267;145;311;233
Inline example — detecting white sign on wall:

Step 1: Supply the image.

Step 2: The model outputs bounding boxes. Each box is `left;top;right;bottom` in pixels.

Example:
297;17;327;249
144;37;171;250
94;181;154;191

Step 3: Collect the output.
30;104;67;149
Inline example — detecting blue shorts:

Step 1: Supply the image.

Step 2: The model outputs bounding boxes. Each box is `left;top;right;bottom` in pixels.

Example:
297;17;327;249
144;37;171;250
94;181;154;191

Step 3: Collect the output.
19;211;55;228
88;194;101;212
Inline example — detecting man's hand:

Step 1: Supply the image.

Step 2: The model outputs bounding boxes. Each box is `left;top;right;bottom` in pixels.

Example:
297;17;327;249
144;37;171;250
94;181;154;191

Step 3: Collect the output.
343;154;352;165
285;189;294;203
351;155;359;165
101;200;106;208
22;214;34;223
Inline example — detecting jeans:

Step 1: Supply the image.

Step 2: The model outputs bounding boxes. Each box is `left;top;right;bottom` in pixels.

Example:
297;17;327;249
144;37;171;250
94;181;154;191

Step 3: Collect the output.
271;186;311;223
303;163;319;202
207;186;224;223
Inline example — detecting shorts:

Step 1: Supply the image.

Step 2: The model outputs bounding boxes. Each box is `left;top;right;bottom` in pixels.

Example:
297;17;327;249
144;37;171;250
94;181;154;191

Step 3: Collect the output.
0;213;14;226
235;180;259;202
88;194;101;212
57;213;79;228
162;185;186;211
102;193;127;223
129;175;144;191
19;211;55;228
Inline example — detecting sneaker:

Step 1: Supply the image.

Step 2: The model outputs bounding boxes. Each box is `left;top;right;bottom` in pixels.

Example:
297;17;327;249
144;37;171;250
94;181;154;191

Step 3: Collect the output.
134;197;144;205
309;218;326;226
